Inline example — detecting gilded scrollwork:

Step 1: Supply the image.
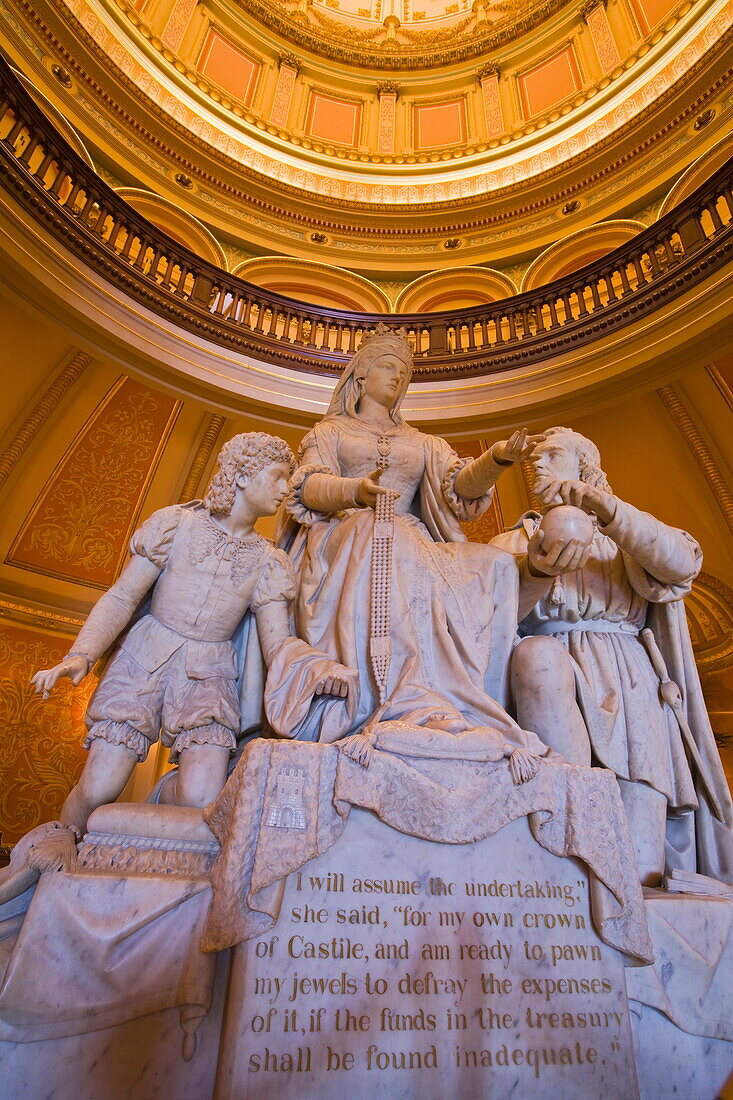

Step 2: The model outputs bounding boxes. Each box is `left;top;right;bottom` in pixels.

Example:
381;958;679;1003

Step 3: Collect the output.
0;621;97;844
8;377;180;588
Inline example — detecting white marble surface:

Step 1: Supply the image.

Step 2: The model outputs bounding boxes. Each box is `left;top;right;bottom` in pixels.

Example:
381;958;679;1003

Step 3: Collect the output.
216;807;638;1099
0;951;229;1100
0;869;215;1042
630;1002;733;1100
626;890;733;1041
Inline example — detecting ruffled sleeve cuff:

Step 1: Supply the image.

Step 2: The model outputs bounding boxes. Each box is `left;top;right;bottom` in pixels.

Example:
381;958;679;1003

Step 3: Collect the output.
442;455;495;522
285;463;336;527
251;548;297;611
129;505;183;569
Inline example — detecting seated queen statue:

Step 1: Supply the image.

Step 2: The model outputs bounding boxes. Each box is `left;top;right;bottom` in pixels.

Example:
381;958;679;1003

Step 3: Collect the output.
269;324;586;757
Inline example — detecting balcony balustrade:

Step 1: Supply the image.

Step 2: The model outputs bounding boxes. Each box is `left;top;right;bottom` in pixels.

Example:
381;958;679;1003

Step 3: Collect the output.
0;54;731;379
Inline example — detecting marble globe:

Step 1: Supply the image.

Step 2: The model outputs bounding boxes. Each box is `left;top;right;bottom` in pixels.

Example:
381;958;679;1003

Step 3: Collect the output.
538;504;595;552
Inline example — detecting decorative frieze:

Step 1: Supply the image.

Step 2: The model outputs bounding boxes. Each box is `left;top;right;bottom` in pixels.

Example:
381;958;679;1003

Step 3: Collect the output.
377;83;398;154
477;63;503;137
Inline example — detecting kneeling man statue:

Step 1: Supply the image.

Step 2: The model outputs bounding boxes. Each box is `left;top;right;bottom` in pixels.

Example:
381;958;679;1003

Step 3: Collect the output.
493;426;733;885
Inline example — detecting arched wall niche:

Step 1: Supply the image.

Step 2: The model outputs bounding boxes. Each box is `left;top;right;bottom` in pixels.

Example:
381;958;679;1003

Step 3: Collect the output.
687;572;733;673
688;572;733;756
114;188;228;269
232;257;391;312
521;221;647;290
659;134;733;217
395;268;518;313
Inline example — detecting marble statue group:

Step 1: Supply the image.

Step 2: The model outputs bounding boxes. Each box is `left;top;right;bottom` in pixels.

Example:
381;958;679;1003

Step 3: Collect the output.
0;323;732;1098
2;322;731;898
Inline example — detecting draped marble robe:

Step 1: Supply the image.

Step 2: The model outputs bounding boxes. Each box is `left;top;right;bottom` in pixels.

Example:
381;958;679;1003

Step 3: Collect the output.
266;415;547;756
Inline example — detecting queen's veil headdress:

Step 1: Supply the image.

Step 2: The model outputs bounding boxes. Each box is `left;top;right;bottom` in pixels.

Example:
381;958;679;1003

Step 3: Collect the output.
324;323;413;423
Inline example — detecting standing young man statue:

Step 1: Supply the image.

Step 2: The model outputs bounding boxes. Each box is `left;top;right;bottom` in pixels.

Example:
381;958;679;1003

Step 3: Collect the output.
0;432;354;900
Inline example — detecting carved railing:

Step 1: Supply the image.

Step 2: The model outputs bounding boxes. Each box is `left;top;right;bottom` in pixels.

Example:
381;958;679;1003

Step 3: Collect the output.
0;54;732;379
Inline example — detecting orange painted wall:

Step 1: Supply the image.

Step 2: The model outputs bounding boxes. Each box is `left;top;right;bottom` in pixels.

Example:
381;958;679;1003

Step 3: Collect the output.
519;46;580;118
0;620;97;845
306;93;362;147
198;29;260;105
631;0;678;32
414;100;466;150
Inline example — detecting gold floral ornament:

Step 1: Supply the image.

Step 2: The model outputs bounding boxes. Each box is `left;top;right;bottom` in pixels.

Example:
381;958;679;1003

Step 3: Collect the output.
0;623;97;845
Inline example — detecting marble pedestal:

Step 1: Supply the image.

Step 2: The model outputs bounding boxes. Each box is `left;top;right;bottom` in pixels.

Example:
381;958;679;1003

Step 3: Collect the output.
0;863;228;1100
626;889;733;1099
1;801;731;1099
216;807;639;1099
0;963;228;1100
631;1003;733;1099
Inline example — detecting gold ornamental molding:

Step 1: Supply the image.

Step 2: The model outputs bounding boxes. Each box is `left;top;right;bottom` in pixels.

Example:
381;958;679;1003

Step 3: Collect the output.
226;0;568;69
657;384;733;535
707;365;733;413
0;595;86;634
1;56;732;429
0;351;91;493
178;414;227;502
687;572;733;673
476;62;501;81
278;52;302;72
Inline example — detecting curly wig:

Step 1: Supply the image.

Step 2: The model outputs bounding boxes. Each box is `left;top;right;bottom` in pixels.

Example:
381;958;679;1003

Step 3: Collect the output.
204;433;295;516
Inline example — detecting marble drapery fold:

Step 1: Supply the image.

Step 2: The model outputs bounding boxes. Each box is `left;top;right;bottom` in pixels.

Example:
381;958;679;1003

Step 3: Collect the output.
202;740;653;964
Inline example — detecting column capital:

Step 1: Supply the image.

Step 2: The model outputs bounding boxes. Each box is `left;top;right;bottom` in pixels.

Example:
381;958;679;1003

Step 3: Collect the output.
476;62;500;82
377;81;400;97
278;52;302;72
579;0;606;21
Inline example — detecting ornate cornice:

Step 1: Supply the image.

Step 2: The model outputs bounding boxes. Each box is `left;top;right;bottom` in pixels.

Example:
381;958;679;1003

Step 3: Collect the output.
227;0;569;69
13;11;731;253
8;0;732;229
0;595;86;632
1;68;730;387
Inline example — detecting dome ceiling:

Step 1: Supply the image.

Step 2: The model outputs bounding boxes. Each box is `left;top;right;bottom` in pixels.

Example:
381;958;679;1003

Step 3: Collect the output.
0;0;730;273
228;0;569;68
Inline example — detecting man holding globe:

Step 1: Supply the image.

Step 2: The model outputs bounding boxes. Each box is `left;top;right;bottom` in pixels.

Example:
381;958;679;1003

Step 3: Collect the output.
493;426;733;886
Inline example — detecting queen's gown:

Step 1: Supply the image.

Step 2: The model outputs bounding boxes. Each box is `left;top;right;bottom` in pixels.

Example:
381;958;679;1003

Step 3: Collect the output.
267;414;547;755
